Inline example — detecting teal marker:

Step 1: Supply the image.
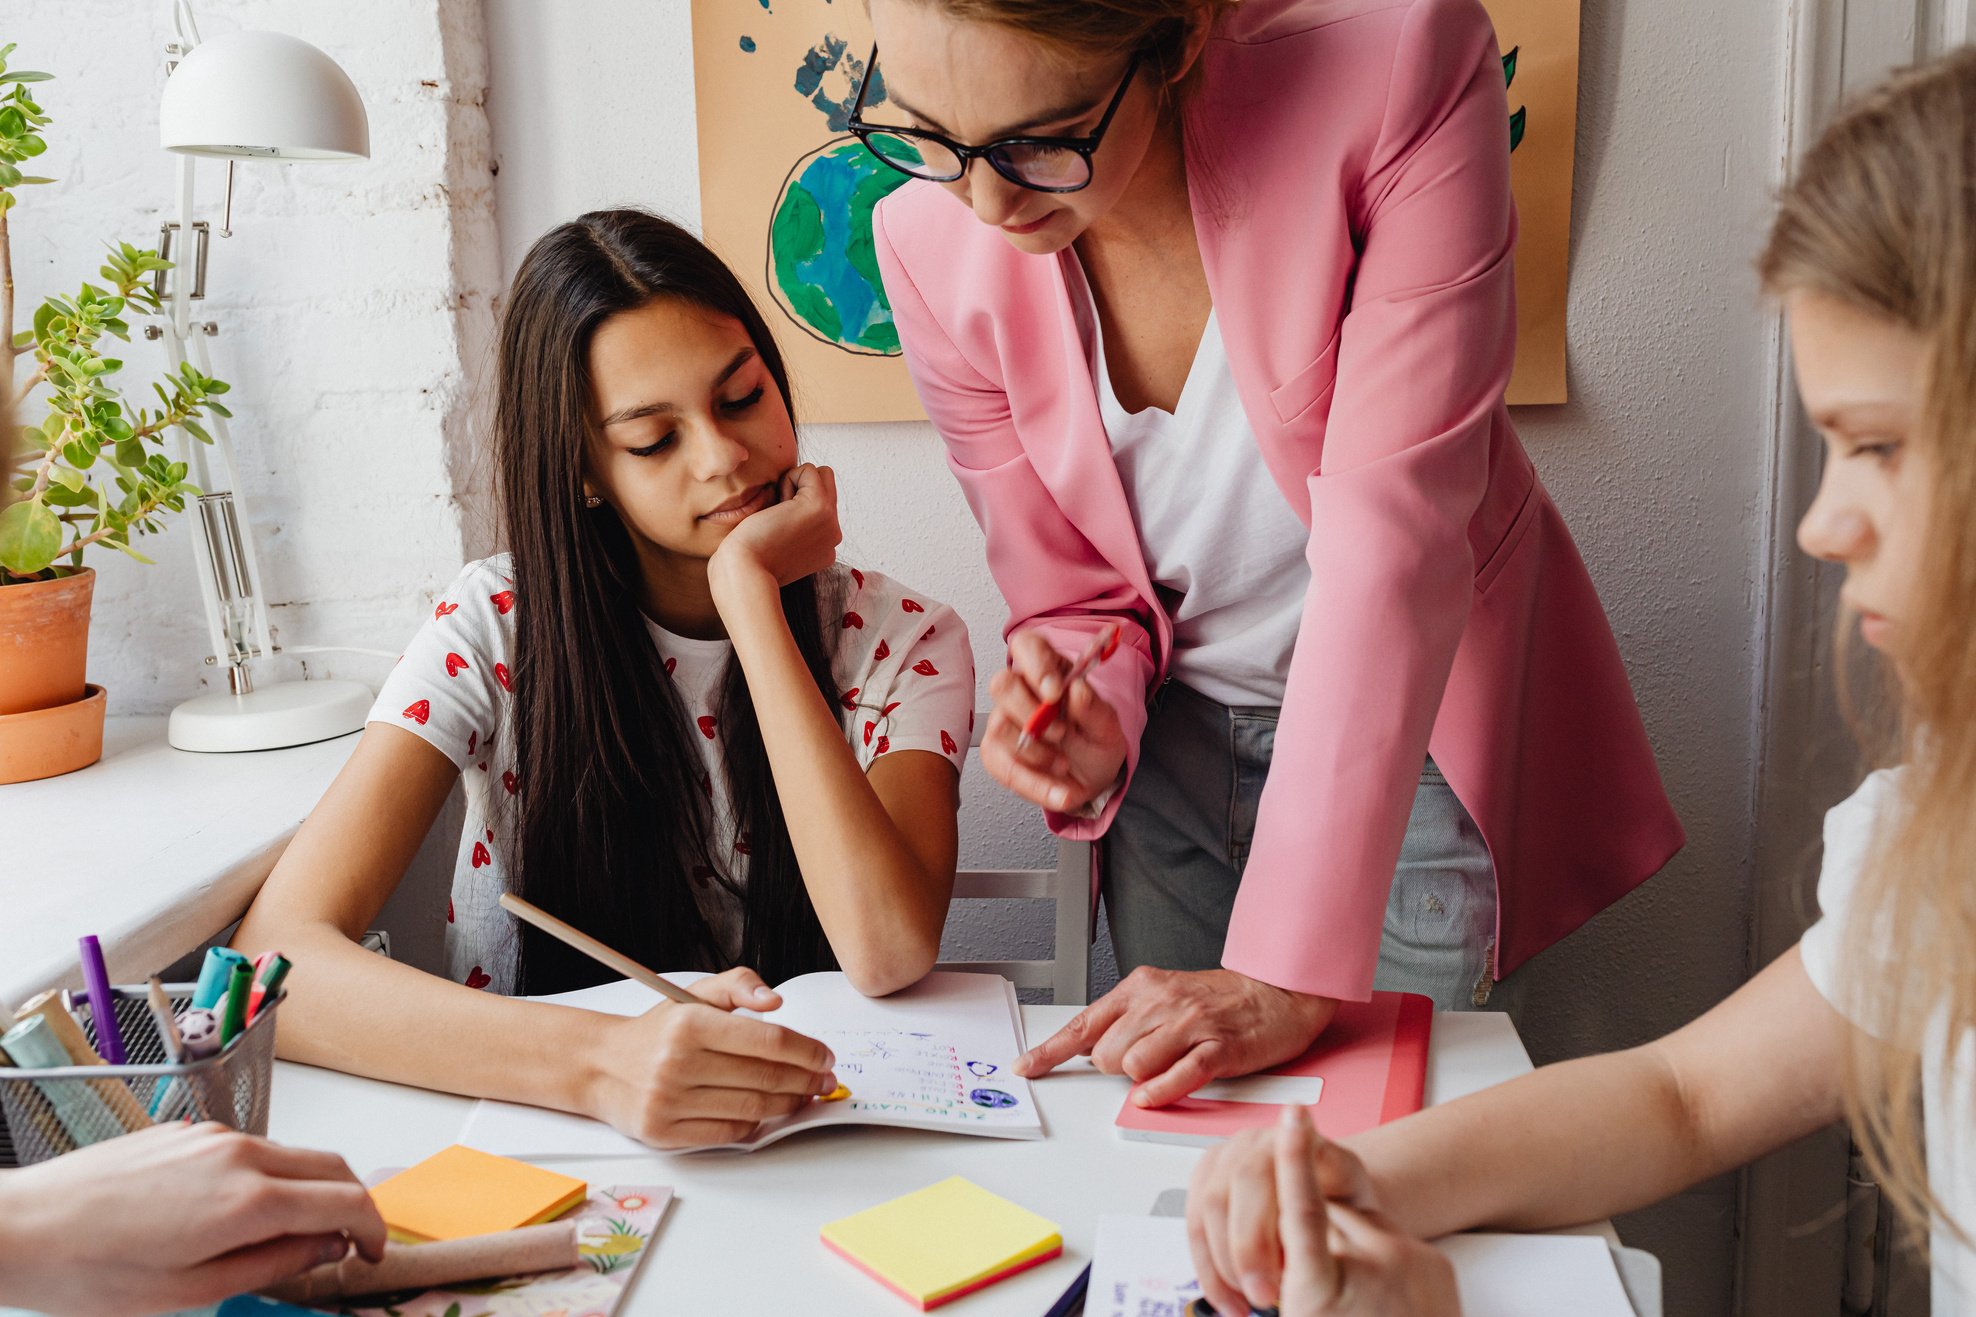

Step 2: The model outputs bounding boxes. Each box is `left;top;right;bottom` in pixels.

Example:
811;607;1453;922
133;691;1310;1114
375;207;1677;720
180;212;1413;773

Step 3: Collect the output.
217;960;252;1046
0;1016;118;1147
193;946;251;1010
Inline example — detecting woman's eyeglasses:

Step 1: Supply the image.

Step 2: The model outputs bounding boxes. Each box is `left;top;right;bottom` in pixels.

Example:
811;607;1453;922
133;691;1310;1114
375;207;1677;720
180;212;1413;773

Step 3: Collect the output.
848;45;1142;195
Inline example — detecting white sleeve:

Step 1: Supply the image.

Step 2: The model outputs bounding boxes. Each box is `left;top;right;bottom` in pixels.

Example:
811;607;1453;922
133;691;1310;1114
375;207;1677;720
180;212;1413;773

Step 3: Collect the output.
1799;768;1905;1034
854;597;974;774
367;562;513;771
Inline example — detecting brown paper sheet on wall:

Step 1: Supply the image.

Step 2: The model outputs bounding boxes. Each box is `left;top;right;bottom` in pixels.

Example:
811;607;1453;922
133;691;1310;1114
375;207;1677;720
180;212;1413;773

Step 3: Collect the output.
1484;0;1581;405
691;0;1581;422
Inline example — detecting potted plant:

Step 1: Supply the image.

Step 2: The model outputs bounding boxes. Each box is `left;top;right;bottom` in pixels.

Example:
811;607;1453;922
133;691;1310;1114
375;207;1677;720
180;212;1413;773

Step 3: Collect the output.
0;43;226;783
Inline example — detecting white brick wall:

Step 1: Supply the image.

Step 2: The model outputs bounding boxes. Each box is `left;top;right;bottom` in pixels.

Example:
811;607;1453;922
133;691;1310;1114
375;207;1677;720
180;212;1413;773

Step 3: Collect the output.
10;0;498;708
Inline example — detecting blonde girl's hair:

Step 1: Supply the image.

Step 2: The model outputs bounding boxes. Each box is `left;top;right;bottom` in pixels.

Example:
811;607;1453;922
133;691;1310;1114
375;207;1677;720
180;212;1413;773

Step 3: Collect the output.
1758;46;1976;1252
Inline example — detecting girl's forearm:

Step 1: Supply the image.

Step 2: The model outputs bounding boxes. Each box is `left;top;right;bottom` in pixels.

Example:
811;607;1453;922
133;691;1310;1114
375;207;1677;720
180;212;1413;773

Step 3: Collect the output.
1349;1047;1720;1238
718;575;950;993
237;917;622;1117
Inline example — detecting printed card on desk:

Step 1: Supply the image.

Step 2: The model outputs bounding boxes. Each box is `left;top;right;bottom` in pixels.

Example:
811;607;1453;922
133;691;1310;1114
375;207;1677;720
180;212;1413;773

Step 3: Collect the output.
1114;991;1431;1147
1088;1216;1640;1317
459;970;1041;1156
336;1184;670;1317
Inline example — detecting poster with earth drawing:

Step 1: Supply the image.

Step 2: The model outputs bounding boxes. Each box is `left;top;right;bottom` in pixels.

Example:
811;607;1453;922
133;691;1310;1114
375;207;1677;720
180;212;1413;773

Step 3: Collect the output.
690;0;1580;422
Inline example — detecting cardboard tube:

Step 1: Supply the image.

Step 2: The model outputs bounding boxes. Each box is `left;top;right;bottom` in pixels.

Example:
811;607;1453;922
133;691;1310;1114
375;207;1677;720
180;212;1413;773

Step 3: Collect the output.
260;1220;581;1302
12;991;152;1132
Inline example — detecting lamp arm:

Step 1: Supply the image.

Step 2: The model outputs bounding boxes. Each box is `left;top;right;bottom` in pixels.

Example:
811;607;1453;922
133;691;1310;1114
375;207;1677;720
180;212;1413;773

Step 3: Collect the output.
187;323;277;667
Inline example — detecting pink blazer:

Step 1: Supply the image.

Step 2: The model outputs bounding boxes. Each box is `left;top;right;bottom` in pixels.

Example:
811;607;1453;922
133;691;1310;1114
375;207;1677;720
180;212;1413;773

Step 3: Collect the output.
873;0;1684;1000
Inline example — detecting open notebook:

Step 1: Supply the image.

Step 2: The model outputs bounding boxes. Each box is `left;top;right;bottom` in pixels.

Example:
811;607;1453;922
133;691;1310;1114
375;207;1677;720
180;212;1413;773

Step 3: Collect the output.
459;971;1042;1156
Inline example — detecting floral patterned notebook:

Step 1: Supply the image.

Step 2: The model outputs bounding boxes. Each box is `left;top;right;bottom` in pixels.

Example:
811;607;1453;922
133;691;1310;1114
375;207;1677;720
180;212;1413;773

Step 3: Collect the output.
332;1182;670;1317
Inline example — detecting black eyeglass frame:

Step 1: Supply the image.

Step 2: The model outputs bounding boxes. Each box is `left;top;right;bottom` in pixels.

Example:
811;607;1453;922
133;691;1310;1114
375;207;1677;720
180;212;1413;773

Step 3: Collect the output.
847;44;1143;195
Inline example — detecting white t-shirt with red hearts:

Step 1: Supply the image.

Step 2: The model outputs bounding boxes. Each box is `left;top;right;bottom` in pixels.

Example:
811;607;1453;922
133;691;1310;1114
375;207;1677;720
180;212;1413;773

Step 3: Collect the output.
368;554;975;995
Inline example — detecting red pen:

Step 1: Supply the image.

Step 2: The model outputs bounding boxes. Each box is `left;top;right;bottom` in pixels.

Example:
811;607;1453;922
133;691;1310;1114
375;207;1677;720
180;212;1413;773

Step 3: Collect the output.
1017;624;1121;751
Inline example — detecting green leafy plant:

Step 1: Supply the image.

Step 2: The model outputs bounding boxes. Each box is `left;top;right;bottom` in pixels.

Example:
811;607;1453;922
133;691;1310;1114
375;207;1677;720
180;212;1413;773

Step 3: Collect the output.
0;42;226;584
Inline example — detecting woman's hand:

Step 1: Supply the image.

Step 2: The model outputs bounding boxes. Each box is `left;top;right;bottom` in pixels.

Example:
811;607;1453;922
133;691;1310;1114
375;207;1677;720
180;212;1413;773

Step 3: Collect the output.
981;629;1128;813
1190;1107;1459;1317
583;967;841;1149
709;463;843;601
0;1121;386;1317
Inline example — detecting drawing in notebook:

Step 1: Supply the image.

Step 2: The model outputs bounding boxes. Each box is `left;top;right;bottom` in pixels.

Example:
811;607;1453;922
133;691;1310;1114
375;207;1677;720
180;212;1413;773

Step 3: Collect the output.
459;970;1042;1156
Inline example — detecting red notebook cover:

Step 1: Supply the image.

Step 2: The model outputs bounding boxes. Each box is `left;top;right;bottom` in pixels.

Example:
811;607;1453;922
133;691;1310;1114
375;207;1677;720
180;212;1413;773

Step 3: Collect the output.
1113;991;1432;1146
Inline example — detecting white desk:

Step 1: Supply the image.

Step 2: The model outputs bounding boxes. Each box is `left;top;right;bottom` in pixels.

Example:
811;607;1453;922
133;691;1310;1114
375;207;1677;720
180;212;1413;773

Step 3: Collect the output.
0;716;358;1008
271;1008;1621;1315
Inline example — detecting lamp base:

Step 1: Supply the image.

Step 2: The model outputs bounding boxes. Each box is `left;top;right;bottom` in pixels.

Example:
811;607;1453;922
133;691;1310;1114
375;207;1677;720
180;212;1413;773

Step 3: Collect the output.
168;678;372;753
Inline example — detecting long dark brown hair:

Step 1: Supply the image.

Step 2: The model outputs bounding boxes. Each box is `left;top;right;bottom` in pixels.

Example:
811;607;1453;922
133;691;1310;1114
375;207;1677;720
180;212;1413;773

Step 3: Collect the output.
495;208;839;993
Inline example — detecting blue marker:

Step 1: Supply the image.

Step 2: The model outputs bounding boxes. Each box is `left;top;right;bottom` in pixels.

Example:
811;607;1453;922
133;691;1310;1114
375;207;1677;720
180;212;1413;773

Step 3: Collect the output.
193;946;251;1010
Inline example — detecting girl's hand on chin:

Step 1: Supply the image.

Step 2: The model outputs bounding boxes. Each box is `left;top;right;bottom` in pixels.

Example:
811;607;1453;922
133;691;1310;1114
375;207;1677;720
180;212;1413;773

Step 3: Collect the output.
709;463;842;598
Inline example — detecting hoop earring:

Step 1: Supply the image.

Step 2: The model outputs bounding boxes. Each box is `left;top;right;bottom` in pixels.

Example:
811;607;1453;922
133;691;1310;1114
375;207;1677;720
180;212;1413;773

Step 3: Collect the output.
584;495;603;509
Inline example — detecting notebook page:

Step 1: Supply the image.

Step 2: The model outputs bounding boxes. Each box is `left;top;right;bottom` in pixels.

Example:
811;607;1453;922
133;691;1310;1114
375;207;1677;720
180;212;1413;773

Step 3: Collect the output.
715;971;1041;1149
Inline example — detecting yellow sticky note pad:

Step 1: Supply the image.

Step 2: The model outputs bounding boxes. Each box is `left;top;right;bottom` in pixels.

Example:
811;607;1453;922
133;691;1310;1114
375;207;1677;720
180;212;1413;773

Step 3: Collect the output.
369;1144;586;1243
821;1176;1062;1310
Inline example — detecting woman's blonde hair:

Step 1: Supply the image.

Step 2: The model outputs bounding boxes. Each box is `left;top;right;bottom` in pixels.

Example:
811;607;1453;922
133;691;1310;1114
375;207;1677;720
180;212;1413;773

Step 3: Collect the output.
1759;46;1976;1251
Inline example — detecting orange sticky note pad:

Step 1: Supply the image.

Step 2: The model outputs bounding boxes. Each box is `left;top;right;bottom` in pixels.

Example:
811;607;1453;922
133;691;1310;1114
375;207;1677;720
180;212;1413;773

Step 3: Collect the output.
821;1176;1062;1310
369;1144;586;1243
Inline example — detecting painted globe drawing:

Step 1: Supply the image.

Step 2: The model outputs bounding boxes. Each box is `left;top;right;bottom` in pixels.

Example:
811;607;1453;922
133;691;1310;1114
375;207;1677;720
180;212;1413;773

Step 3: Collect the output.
768;136;911;355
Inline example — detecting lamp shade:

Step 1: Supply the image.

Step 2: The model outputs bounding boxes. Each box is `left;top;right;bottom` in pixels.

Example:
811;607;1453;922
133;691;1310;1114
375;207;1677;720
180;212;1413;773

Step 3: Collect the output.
160;29;368;160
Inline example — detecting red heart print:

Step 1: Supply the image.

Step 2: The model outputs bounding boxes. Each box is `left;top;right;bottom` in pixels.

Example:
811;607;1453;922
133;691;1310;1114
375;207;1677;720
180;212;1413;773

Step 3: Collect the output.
863;720;876;747
875;735;891;755
477;761;488;773
445;652;469;677
434;601;458;619
851;568;865;590
968;709;976;733
698;715;717;739
901;599;924;614
699;773;713;800
839;687;861;711
924;626;936;639
464;966;491;990
664;657;677;676
842;611;864;630
402;699;431;725
503;770;519;795
913;659;939;676
734;837;752;856
490;590;516;614
691;865;715;889
471;840;491;868
447;899;455;924
467;729;478;756
495;663;511;691
873;639;890;661
941;730;958;755
881;701;901;717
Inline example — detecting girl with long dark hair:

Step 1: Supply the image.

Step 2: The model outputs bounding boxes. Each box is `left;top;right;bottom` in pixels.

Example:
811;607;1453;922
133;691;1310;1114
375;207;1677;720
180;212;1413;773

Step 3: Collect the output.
233;210;975;1149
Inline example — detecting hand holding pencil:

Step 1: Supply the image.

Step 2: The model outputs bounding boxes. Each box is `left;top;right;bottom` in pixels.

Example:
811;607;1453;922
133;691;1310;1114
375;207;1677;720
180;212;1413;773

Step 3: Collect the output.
981;624;1130;816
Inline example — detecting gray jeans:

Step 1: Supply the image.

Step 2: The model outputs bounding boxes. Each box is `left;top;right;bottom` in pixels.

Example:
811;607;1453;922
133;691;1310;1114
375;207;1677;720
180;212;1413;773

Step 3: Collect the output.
1101;682;1519;1014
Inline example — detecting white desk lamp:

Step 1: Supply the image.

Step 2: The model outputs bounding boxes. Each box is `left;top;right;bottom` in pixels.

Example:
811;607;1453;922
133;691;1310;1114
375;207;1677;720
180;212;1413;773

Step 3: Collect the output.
157;3;376;752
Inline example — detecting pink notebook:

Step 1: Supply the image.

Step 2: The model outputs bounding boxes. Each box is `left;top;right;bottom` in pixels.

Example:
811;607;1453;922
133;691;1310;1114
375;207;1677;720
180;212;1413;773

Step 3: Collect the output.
1114;992;1432;1146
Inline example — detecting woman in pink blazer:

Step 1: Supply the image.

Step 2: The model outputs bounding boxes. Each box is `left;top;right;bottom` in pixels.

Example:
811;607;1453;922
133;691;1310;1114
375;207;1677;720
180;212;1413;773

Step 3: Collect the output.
864;0;1683;1103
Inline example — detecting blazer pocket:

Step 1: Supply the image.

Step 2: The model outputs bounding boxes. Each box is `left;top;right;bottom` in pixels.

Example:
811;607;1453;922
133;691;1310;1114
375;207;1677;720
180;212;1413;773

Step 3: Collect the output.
1268;330;1345;426
1473;481;1540;597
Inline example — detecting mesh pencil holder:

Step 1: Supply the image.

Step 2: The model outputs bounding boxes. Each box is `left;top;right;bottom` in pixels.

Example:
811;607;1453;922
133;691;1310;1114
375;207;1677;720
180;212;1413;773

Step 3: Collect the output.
0;982;283;1168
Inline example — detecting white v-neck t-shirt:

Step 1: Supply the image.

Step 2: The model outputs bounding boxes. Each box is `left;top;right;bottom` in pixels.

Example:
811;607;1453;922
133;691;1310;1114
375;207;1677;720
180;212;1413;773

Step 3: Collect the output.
1081;287;1312;707
1801;769;1976;1314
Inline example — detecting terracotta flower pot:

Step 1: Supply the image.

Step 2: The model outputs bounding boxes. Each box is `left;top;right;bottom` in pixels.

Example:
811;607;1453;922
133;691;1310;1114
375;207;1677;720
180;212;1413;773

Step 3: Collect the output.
0;569;105;782
0;567;94;717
